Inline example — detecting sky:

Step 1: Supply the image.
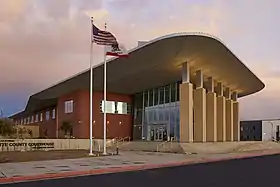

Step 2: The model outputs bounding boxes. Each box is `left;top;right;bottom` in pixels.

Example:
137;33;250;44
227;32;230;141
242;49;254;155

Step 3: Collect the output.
0;0;280;120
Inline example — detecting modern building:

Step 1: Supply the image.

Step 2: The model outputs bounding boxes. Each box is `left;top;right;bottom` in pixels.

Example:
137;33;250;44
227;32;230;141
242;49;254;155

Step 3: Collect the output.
240;119;280;141
10;33;264;142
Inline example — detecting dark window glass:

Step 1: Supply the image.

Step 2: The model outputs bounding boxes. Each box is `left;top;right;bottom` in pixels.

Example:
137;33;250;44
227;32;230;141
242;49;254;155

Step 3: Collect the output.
159;87;164;104
154;88;159;105
144;91;149;107
164;85;170;104
134;93;143;110
149;90;154;106
171;83;176;102
176;82;180;101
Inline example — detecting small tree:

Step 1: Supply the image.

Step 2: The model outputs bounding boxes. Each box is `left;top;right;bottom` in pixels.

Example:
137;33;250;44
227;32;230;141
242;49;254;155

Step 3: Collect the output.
0;118;16;137
60;121;72;138
18;126;27;139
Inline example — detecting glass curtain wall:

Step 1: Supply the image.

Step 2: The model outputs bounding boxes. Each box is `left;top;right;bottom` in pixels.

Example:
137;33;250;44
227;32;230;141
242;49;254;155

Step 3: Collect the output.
133;81;181;141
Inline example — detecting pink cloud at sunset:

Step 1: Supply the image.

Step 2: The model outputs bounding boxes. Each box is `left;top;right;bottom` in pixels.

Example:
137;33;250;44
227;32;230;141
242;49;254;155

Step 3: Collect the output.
0;0;280;119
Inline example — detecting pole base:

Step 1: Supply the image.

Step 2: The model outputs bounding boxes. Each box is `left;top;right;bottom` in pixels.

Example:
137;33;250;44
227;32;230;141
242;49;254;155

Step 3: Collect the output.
88;152;94;156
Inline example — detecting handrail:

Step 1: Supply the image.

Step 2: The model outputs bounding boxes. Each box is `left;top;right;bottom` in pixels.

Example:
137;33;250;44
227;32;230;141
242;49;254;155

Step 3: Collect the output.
116;136;131;147
156;141;168;152
156;138;175;152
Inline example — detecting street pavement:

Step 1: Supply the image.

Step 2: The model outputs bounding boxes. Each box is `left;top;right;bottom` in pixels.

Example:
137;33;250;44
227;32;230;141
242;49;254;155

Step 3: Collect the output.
0;150;277;178
2;153;280;187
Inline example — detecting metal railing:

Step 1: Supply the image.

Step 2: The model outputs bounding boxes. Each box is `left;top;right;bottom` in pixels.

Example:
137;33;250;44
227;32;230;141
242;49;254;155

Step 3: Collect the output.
156;137;175;152
116;136;131;147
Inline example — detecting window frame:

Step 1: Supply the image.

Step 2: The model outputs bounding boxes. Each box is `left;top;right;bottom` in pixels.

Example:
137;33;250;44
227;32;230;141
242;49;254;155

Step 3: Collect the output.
52;109;56;119
35;114;39;122
40;113;43;122
46;111;50;121
65;100;74;114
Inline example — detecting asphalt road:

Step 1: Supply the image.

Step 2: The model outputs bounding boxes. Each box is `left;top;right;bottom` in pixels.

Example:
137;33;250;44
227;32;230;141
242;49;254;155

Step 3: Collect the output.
3;154;280;187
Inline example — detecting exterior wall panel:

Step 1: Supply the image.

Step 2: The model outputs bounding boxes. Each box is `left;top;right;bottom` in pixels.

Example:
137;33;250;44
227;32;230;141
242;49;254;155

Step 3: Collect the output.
240;120;262;141
262;120;280;141
12;90;133;139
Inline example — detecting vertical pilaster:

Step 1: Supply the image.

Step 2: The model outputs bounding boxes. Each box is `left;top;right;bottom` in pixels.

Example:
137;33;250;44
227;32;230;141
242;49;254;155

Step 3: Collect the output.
179;62;193;142
206;77;217;142
194;70;206;142
225;87;233;141
216;82;226;141
232;92;240;141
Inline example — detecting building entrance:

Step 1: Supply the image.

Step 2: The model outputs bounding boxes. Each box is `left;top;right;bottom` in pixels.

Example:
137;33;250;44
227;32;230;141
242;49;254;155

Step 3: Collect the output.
148;124;168;141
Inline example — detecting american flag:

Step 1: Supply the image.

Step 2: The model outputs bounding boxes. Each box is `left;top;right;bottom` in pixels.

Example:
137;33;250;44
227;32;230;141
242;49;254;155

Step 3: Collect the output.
92;22;118;47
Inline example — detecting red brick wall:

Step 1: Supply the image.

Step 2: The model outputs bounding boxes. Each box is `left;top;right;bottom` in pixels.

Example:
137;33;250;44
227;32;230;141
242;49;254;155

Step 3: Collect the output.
57;91;79;138
13;89;133;139
38;108;57;138
13;107;57;138
57;90;133;139
92;91;133;139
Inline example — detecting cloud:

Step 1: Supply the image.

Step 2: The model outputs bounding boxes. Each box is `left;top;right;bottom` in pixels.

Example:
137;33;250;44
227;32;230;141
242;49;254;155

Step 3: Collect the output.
0;0;280;118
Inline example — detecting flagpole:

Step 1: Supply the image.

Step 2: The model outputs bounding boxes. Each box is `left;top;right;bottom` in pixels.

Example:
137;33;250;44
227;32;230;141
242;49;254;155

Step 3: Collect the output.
89;17;94;156
103;22;107;155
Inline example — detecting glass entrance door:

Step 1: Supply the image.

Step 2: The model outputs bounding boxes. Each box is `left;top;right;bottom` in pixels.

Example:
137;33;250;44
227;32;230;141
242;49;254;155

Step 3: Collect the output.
155;127;163;141
148;125;168;141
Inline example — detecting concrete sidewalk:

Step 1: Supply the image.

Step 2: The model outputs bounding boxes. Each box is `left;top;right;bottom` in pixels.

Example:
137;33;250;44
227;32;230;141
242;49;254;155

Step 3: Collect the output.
0;150;280;184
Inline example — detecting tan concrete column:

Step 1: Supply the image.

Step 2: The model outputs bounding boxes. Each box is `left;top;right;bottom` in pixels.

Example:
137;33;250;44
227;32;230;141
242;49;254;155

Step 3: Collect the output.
216;82;226;142
179;62;193;142
205;77;217;142
193;70;206;142
232;92;240;141
180;83;193;142
225;87;233;141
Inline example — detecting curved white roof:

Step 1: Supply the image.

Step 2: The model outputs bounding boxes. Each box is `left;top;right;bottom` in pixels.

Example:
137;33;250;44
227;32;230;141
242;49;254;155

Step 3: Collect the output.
22;32;264;112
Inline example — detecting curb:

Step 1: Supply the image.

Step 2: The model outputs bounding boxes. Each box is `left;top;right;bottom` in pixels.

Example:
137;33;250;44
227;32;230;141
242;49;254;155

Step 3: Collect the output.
0;150;279;184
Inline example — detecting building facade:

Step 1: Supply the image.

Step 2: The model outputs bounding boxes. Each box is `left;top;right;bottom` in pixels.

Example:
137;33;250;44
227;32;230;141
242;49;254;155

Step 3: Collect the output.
240;119;280;141
11;90;133;139
10;33;265;142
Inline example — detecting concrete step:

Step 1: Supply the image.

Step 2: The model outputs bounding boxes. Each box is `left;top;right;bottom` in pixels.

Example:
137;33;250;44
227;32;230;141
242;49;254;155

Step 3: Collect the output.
103;141;280;155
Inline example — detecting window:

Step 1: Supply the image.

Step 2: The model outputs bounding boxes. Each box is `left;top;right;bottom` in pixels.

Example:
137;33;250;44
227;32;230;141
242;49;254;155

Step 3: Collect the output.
117;102;130;114
35;114;38;122
164;85;170;103
24;118;26;124
176;82;180;101
52;109;56;119
100;100;131;114
143;91;148;107
21;119;23;124
148;90;154;106
154;88;159;105
170;83;176;102
40;113;43;122
46;111;50;120
27;117;30;124
65;100;74;113
31;116;34;123
159;87;164;104
100;101;115;113
134;93;143;110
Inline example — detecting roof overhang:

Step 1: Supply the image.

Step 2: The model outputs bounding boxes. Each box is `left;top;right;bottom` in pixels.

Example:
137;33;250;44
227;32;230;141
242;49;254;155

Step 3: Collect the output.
23;32;264;112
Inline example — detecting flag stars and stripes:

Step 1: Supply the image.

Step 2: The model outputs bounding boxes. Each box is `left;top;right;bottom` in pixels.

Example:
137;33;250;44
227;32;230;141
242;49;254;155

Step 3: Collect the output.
91;18;128;58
